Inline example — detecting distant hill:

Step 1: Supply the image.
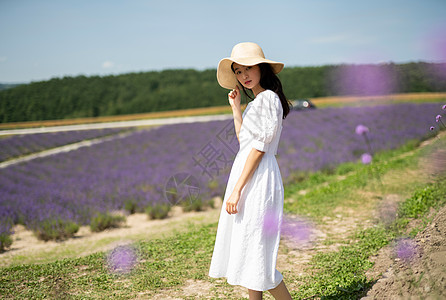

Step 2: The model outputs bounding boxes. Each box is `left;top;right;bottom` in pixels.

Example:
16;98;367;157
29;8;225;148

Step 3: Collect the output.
0;62;445;123
0;83;22;91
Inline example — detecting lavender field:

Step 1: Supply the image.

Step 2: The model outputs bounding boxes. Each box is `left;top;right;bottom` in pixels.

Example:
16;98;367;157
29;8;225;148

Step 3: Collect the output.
0;102;443;237
0;128;127;162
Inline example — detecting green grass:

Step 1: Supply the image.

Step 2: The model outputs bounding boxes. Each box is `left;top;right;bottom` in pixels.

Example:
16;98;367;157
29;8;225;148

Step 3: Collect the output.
1;136;445;299
0;224;217;299
287;176;446;299
294;226;392;299
284;139;424;220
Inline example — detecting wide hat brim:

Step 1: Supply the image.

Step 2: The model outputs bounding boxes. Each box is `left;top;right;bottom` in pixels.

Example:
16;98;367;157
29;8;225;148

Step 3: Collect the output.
217;57;284;90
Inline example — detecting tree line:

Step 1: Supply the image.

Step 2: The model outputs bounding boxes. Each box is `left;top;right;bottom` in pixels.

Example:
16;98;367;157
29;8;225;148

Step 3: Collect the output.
1;62;445;123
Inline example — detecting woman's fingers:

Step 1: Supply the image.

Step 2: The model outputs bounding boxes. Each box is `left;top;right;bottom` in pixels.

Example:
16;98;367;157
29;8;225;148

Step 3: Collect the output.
225;202;237;214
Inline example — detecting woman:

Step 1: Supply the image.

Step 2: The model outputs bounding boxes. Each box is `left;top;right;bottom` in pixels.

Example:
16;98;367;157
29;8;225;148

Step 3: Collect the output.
209;42;292;300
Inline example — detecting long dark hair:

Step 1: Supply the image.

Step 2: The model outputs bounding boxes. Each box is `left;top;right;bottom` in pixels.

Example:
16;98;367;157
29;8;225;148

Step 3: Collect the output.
231;62;290;119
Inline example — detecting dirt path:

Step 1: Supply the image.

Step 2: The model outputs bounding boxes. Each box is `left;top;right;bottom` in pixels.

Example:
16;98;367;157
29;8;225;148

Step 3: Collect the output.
148;201;380;299
0;130;136;169
0;114;232;136
147;185;397;299
362;205;446;299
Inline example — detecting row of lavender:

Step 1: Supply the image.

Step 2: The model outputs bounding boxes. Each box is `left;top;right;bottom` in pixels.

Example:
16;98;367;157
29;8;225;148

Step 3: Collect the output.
0;128;127;162
0;103;443;238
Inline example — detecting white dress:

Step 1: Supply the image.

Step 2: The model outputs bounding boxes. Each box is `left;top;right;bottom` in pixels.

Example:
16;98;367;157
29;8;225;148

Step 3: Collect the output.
209;89;284;291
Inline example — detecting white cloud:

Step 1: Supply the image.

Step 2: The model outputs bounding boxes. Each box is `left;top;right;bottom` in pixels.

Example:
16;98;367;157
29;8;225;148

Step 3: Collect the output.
102;61;114;69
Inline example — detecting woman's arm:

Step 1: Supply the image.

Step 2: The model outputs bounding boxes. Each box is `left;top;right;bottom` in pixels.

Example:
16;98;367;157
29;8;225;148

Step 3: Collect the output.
226;148;265;214
228;86;242;142
232;107;242;142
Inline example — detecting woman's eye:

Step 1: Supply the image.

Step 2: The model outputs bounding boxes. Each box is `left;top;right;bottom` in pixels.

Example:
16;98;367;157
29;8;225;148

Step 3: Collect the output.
246;67;251;70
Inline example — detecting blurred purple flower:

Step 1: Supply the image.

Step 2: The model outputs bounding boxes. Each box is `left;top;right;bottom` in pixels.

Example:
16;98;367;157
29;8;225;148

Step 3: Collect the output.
106;245;139;274
336;64;396;96
436;114;446;128
281;215;314;245
442;104;446;110
263;210;280;237
430;126;435;131
395;238;418;263
355;125;369;135
361;153;372;165
423;24;446;79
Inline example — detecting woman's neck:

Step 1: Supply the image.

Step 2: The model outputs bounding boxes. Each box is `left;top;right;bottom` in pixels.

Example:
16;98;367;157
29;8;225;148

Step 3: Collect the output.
251;85;265;97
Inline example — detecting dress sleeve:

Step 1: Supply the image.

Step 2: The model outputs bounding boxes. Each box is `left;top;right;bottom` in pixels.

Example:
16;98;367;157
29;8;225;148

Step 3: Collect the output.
243;91;281;152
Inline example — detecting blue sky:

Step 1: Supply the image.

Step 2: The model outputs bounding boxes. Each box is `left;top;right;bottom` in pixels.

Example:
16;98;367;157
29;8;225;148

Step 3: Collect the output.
0;0;445;83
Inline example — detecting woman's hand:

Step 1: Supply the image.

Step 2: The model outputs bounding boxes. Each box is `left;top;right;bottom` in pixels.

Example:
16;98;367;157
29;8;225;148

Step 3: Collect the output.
228;85;241;109
226;189;241;215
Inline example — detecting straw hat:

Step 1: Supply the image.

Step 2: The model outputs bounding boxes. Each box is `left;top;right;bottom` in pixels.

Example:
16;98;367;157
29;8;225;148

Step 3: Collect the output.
217;42;284;89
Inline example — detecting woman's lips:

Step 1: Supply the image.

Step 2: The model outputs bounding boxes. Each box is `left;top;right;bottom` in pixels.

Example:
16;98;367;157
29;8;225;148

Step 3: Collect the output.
245;80;251;85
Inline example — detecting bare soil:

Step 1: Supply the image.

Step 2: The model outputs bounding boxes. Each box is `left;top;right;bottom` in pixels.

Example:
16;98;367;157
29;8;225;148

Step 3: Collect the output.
361;139;446;300
362;205;446;300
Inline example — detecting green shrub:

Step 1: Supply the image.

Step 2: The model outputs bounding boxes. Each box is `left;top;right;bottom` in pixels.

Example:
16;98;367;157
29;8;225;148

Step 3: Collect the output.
33;219;80;241
0;218;14;251
207;198;215;209
90;212;126;232
207;180;220;196
145;203;171;220
123;199;138;214
181;197;202;212
0;233;13;252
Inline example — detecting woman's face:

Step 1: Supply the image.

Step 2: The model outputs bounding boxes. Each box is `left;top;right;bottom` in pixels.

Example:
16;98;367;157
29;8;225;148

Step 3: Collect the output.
232;63;262;91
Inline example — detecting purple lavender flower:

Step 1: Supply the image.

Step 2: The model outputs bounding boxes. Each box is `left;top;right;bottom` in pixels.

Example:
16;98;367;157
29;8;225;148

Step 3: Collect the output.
430;126;435;131
395;238;418;263
442;104;446;110
355;125;369;135
106;245;139;274
361;153;372;165
1;103;442;232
